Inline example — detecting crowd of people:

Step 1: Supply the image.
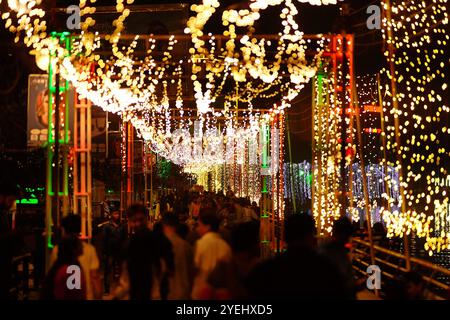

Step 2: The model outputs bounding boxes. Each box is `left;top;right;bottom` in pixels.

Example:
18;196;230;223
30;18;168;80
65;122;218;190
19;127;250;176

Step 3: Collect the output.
39;189;360;300
0;184;445;300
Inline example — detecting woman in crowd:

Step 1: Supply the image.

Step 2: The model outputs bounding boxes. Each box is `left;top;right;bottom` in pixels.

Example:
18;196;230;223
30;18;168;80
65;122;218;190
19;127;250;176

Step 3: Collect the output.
41;235;86;300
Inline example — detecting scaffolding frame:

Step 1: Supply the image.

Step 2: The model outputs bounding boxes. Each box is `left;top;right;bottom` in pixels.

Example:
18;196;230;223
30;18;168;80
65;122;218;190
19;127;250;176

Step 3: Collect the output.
73;92;93;240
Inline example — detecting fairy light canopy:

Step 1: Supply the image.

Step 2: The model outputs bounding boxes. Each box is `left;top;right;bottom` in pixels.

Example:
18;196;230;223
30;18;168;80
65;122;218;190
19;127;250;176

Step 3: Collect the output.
2;0;450;258
1;0;340;172
379;0;449;254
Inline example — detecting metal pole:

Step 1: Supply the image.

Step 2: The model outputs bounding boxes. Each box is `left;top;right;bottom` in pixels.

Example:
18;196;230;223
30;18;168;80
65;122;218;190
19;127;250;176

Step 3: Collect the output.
62;35;71;218
79;95;86;238
311;75;316;222
150;152;153;218
353;82;377;294
383;0;410;271
144;149;148;208
279;112;285;250
275;115;281;254
285;114;297;213
377;73;392;213
347;34;355;217
260;121;271;258
331;37;340;222
120;121;126;220
87;98;92;240
339;33;349;218
315;74;324;234
53;73;60;232
105;112;109;158
127;122;134;207
323;75;333;221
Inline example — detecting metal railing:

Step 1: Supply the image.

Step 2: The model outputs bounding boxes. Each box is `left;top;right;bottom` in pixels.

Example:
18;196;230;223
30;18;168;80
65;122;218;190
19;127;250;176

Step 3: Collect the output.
352;238;450;299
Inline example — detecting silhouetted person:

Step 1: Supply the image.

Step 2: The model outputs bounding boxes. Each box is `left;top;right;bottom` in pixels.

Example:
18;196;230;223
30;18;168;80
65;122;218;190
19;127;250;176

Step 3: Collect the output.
176;222;190;240
319;216;356;299
102;209;127;294
384;279;408;300
0;183;19;300
206;221;261;299
189;196;201;219
114;204;173;300
404;271;429;300
251;201;260;216
246;213;348;299
162;214;194;299
153;221;175;300
372;222;388;247
50;214;101;300
41;235;86;300
127;204;149;234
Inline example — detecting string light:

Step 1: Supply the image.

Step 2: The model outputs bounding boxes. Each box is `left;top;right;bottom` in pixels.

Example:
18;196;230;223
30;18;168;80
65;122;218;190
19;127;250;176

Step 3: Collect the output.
185;0;327;113
312;69;341;235
0;1;356;221
381;0;449;254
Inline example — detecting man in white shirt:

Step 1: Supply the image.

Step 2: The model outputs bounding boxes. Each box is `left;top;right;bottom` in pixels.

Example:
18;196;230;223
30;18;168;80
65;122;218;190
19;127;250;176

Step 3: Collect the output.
50;215;101;300
192;208;231;299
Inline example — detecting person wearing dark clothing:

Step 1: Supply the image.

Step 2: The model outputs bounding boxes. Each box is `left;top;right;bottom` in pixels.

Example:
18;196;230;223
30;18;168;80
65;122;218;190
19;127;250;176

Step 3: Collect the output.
114;204;174;300
49;214;101;299
127;228;159;300
384;279;408;300
162;214;194;299
246;213;348;299
319;216;356;299
372;222;389;247
176;222;190;240
153;222;175;300
0;183;19;300
251;201;260;217
102;209;127;294
207;221;261;299
403;271;430;300
41;235;86;300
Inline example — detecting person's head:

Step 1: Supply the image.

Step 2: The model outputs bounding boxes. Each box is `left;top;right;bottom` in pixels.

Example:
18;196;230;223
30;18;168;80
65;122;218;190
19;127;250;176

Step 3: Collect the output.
61;214;81;237
0;182;19;211
373;222;386;236
36;90;49;127
111;210;120;223
332;216;354;244
57;234;83;264
161;213;179;235
230;221;260;257
352;221;360;230
284;213;317;249
153;221;163;235
384;279;407;300
404;271;425;299
204;199;217;212
226;201;236;214
176;223;189;240
363;220;368;230
196;208;221;237
127;204;148;233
